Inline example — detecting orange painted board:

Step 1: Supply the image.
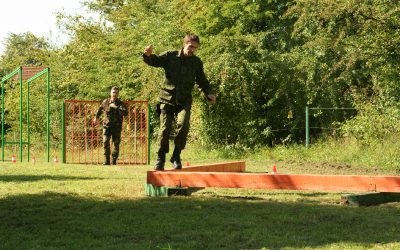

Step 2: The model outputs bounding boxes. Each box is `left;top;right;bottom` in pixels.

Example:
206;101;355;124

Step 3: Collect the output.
165;161;245;172
147;172;400;192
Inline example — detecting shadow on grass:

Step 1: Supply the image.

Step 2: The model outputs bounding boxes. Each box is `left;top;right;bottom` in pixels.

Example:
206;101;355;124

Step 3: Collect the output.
0;175;102;182
0;192;399;249
200;192;333;201
200;190;338;199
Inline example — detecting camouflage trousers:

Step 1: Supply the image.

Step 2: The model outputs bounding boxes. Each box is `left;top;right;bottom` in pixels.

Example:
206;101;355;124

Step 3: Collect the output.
157;103;191;155
103;125;122;158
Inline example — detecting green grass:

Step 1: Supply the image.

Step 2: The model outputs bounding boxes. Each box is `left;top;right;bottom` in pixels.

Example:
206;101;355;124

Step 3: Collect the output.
1;141;400;249
245;137;400;175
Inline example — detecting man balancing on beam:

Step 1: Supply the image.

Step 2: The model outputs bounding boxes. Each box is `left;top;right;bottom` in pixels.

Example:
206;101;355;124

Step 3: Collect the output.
143;33;216;171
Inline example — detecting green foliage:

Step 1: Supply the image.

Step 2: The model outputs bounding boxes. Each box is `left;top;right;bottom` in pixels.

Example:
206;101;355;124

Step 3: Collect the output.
341;103;400;143
287;0;400;142
1;0;400;150
0;32;51;72
191;1;305;148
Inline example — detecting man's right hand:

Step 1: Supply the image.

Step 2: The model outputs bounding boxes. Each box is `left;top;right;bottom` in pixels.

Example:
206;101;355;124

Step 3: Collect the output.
207;94;217;105
144;45;153;57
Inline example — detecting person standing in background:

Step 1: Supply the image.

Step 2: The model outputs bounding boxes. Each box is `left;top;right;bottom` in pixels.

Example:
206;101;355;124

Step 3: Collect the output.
94;86;128;165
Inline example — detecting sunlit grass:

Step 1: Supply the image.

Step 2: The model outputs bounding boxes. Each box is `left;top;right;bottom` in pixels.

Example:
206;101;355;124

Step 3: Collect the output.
1;139;400;249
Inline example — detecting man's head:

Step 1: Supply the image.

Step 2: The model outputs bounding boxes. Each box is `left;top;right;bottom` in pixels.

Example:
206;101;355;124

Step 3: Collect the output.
110;86;119;100
183;34;200;57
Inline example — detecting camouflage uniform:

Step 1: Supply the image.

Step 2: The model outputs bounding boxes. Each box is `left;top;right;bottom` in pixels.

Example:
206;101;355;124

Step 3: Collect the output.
143;49;213;156
96;98;128;161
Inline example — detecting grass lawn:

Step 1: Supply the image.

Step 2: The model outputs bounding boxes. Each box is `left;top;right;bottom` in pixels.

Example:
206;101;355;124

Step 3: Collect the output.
1;151;400;249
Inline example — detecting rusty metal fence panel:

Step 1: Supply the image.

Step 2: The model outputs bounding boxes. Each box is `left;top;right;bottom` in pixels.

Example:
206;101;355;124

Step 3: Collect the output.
63;100;149;165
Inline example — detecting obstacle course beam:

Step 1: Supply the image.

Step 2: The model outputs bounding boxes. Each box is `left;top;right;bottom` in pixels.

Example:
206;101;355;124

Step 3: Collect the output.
166;161;246;172
147;172;400;192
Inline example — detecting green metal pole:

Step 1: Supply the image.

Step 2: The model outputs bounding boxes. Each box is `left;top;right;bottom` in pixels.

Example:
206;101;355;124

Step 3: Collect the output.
1;79;4;161
47;68;50;162
61;101;65;163
27;80;30;162
2;68;20;82
2;67;28;162
26;69;48;82
25;68;50;162
147;103;151;165
305;106;309;147
1;67;21;162
19;67;23;162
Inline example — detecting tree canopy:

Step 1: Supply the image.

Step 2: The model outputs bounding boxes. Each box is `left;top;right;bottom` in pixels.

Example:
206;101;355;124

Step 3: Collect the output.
1;0;399;149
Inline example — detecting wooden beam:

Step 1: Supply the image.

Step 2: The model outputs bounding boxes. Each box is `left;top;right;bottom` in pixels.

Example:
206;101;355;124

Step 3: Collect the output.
165;161;245;172
147;172;400;192
11;66;47;80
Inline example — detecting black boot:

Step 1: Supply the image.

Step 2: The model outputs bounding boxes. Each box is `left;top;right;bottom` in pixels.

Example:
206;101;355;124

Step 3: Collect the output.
170;147;182;170
154;153;165;171
112;157;117;165
103;155;110;165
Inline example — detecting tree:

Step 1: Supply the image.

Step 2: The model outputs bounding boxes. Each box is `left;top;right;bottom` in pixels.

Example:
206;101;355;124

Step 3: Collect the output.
286;0;400;141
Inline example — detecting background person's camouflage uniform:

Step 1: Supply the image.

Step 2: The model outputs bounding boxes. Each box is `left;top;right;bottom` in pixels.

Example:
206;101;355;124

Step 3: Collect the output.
95;91;128;165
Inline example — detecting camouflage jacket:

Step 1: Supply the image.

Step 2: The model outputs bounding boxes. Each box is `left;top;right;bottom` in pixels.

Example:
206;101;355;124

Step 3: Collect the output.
96;98;128;128
143;49;213;106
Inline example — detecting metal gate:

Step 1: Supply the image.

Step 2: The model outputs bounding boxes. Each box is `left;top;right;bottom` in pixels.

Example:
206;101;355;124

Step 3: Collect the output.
62;100;149;165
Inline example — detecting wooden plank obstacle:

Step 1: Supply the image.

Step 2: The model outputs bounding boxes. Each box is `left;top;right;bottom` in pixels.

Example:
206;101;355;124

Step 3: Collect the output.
11;66;48;80
145;161;400;205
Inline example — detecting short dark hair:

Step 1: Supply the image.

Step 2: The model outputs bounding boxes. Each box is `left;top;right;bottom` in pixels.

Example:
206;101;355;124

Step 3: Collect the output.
111;86;119;91
183;33;200;45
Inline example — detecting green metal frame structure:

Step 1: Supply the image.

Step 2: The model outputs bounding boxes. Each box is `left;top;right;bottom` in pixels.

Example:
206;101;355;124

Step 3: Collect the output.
1;66;51;162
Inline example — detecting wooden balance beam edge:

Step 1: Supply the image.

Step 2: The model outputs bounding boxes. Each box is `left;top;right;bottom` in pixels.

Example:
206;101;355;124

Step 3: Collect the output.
165;161;246;172
147;172;400;192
